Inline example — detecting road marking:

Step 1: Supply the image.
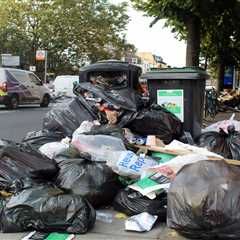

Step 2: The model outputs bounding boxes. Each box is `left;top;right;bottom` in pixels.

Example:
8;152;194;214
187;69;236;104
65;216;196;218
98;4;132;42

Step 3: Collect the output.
0;110;14;114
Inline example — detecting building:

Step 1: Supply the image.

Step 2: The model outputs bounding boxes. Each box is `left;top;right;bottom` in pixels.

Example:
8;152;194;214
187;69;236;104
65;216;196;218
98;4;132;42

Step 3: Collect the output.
136;52;167;71
122;52;167;73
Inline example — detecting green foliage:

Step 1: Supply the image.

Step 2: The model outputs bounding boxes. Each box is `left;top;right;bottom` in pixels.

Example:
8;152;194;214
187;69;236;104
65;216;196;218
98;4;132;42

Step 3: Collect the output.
0;0;133;75
132;0;240;80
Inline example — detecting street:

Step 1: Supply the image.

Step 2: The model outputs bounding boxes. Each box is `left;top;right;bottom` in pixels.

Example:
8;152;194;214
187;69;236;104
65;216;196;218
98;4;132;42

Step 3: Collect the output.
0;105;49;142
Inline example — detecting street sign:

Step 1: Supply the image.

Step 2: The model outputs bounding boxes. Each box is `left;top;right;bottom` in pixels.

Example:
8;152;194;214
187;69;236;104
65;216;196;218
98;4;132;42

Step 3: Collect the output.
1;55;20;66
36;50;46;61
29;66;36;72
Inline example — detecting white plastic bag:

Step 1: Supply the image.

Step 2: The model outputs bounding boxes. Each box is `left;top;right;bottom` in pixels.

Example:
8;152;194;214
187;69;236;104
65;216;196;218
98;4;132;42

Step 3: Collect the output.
39;142;69;159
203;114;240;134
165;140;223;159
72;134;126;162
72;121;100;141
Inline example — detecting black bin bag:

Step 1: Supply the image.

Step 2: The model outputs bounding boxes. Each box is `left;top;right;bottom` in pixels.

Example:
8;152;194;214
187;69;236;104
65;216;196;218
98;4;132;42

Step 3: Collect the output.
167;160;240;239
0;142;58;192
113;188;167;221
126;105;183;144
56;158;121;208
0;185;96;234
43;98;97;137
196;126;240;160
22;130;65;149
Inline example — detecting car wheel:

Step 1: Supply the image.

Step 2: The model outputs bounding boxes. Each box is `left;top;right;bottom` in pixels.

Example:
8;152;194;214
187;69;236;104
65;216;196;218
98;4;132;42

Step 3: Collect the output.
40;95;50;107
7;95;19;109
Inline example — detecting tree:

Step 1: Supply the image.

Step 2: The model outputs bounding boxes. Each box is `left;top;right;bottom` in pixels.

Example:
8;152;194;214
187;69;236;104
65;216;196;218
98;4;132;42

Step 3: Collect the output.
200;1;240;90
0;0;133;77
131;0;238;68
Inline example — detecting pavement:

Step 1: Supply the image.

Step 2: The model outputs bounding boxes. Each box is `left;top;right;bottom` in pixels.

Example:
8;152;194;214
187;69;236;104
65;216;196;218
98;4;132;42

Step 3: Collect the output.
0;104;238;240
0;210;187;240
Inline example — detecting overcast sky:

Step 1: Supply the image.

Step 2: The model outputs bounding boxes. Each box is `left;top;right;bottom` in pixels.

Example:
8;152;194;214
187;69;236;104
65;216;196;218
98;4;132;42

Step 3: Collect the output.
110;0;186;67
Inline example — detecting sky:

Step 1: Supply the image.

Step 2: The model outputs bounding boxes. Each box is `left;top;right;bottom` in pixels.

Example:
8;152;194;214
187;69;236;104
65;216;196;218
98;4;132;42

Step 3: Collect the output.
110;0;186;67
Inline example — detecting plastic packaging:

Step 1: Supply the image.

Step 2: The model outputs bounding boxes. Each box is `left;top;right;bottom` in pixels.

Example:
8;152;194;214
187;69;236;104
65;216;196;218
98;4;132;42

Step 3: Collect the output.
196;125;240;159
72;121;99;140
0;185;96;234
43;98;98;137
0;142;58;192
125;212;158;232
107;151;157;178
22;130;65;149
168;160;240;239
39;142;69;159
126;105;183;144
72;134;126;162
55;158;121;207
96;211;113;223
113;188;167;220
202;114;240;134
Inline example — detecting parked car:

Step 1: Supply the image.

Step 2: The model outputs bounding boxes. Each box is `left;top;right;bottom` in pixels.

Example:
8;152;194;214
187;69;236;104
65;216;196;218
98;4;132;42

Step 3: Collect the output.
53;75;79;97
0;68;51;109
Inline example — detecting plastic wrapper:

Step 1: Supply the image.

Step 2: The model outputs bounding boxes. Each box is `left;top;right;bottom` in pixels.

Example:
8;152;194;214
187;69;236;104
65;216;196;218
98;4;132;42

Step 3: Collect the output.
43;98;98;137
196;126;240;159
55;158;121;207
22;130;65;149
125;212;158;232
107;151;157;178
167;160;240;239
74;82;142;112
0;185;96;234
202;114;240;134
72;134;126;162
113;188;167;220
39;142;69;159
126;105;183;144
72;121;99;139
0;142;58;192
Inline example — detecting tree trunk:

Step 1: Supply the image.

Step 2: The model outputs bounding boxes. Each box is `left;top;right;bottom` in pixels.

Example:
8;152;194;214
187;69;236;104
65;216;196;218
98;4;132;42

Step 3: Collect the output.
216;61;225;92
185;16;201;67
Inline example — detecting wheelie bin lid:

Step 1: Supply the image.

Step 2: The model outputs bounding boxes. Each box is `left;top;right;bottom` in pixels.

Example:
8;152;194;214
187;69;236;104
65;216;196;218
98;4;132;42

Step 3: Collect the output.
141;67;209;80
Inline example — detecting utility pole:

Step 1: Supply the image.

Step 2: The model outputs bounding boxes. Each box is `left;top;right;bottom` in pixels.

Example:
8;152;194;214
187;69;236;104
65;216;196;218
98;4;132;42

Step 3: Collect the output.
44;51;48;83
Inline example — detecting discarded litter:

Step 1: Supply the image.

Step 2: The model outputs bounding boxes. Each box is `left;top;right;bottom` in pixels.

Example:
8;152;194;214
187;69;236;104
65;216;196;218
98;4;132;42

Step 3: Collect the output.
55;156;121;207
107;151;157;178
0;141;58;192
39;141;69;159
1;185;95;234
197;125;240;159
96;211;113;223
125;212;158;232
72;134;126;162
168;160;240;239
113;188;167;219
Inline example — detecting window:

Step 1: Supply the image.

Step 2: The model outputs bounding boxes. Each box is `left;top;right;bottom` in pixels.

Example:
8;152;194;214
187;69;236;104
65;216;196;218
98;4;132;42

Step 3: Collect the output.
29;73;42;85
9;70;28;83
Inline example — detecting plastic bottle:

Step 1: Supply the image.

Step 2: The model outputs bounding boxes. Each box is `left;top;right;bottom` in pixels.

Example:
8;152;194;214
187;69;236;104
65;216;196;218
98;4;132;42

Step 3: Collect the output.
96;211;113;223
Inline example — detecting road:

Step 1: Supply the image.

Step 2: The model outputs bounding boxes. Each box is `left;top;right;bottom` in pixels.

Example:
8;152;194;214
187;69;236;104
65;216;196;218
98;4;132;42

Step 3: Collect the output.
0;105;49;142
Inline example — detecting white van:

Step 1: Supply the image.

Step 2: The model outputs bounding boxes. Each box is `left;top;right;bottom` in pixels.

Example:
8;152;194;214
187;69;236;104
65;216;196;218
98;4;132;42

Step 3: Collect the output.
0;68;51;109
53;75;79;97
